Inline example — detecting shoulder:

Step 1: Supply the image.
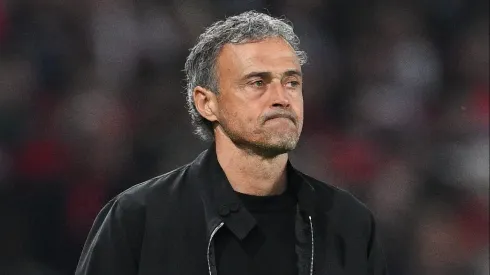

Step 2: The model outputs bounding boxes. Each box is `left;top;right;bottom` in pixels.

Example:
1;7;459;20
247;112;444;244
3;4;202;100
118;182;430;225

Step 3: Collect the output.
110;163;193;213
298;171;374;224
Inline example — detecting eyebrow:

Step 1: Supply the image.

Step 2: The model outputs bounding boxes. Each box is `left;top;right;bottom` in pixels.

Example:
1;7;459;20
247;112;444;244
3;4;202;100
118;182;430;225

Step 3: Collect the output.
241;69;302;80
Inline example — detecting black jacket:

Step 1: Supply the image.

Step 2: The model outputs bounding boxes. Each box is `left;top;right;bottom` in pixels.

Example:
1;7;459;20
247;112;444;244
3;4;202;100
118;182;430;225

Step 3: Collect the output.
75;145;388;275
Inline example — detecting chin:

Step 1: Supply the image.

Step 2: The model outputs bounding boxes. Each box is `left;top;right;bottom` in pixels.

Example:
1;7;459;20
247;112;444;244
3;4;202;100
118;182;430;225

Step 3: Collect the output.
221;124;300;157
251;136;299;157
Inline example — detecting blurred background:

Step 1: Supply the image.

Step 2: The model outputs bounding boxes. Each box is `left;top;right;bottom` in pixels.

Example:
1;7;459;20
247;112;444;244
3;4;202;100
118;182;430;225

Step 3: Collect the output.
0;0;488;274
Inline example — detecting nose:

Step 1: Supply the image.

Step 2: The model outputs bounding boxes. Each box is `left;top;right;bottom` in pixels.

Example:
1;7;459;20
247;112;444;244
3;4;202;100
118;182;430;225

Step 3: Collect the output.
269;81;290;108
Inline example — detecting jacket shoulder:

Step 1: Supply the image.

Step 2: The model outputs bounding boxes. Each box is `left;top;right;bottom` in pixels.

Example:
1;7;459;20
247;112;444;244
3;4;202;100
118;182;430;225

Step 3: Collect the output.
76;165;192;274
298;171;374;221
113;163;192;209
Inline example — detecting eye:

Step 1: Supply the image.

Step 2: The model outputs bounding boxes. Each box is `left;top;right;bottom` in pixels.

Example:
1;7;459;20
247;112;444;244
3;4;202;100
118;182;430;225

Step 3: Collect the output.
251;80;265;87
285;81;301;88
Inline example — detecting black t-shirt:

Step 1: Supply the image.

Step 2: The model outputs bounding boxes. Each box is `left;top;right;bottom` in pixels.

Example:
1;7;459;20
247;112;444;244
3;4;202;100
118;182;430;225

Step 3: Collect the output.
214;188;298;275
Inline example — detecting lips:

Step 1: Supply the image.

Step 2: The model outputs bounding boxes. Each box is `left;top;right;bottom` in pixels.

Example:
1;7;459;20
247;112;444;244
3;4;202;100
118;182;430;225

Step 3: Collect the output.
263;112;296;125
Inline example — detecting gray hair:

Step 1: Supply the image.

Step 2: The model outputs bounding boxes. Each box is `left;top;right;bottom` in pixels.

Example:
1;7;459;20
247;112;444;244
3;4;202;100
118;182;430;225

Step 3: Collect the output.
184;11;307;141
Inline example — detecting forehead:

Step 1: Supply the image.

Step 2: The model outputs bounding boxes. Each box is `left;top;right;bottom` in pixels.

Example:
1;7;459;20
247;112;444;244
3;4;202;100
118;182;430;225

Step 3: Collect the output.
217;37;301;76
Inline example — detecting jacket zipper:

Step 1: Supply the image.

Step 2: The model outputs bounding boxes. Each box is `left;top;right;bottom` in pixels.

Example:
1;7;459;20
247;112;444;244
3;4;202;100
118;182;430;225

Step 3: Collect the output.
309;216;314;275
207;218;314;275
207;222;224;275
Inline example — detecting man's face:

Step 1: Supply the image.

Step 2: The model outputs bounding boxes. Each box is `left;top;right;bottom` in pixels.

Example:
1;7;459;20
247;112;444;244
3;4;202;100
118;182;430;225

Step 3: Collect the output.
214;37;304;157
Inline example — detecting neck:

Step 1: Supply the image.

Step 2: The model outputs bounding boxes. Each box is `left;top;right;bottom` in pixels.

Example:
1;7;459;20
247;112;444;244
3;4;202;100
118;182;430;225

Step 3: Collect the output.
214;134;289;196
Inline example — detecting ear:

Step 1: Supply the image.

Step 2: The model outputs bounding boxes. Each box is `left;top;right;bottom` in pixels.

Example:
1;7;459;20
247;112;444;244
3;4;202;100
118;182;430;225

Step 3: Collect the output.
193;86;218;123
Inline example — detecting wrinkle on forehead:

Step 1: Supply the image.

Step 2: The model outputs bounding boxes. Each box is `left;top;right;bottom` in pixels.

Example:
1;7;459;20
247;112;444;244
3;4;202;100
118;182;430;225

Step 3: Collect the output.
218;37;301;81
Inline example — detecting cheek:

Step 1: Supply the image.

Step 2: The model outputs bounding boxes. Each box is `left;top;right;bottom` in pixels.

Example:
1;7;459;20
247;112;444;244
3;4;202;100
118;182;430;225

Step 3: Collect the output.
220;103;255;128
244;110;262;131
219;95;266;130
231;102;261;126
293;95;304;117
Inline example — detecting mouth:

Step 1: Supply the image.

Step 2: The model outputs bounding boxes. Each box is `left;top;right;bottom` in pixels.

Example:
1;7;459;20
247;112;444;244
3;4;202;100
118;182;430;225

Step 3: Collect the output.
264;114;296;125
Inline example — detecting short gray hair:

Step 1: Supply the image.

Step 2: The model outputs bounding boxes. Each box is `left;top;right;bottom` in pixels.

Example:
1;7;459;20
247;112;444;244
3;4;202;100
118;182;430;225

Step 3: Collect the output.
184;11;308;141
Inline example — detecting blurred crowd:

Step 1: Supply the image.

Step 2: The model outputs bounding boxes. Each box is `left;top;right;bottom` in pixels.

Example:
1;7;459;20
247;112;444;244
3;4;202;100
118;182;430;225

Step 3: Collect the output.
0;0;488;274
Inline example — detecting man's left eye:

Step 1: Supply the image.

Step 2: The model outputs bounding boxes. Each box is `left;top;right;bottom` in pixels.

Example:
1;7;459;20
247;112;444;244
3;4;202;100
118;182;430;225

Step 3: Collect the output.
286;81;300;88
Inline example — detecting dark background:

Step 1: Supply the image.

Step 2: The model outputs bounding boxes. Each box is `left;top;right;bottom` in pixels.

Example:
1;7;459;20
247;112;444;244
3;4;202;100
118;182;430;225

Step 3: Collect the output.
0;0;488;274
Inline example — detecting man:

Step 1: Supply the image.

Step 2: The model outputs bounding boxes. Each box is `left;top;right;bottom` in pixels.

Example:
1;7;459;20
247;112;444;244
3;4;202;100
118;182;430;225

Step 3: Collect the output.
76;11;387;275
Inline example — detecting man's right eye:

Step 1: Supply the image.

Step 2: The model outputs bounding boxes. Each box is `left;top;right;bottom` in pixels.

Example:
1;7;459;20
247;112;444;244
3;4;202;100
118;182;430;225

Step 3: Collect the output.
251;80;265;87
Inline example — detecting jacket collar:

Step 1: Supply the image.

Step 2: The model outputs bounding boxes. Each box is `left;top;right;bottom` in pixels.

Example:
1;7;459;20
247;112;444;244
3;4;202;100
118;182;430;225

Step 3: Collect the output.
189;143;319;240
